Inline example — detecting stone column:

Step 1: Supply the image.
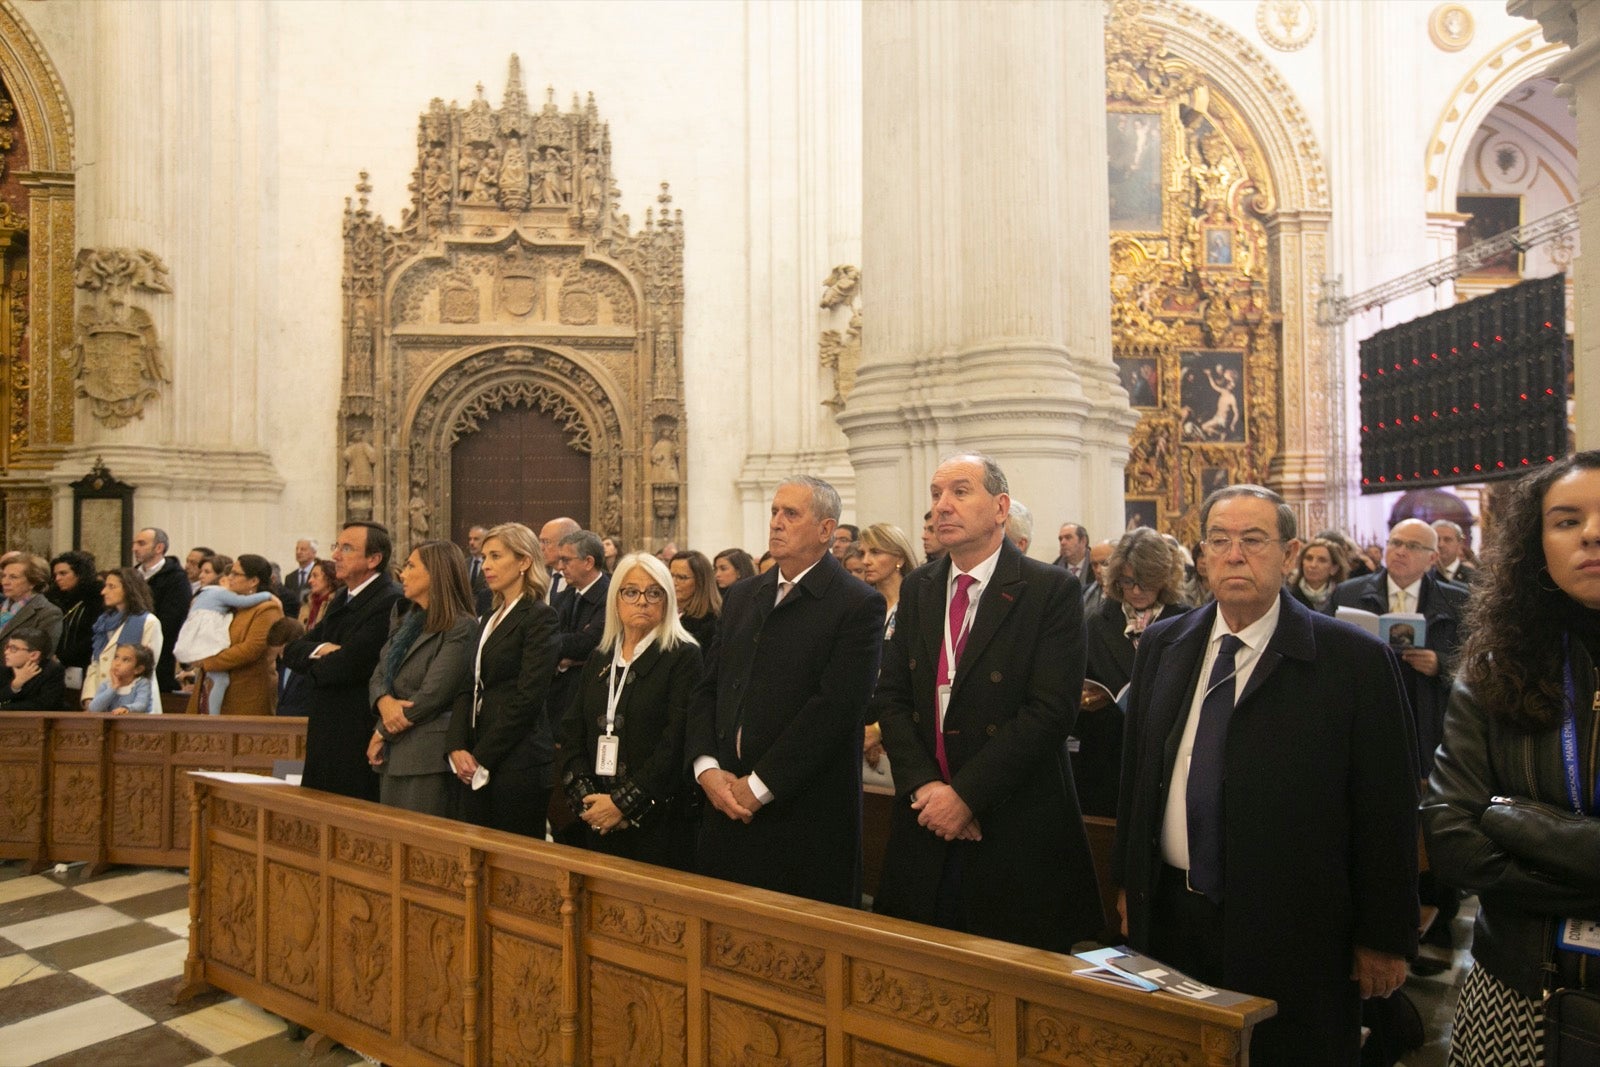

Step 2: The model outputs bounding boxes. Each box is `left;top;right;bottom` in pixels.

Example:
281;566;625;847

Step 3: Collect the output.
51;0;283;553
840;0;1135;555
1511;0;1598;448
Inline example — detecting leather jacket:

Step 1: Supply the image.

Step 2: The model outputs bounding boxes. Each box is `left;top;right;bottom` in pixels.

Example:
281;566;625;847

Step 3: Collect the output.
1422;638;1600;998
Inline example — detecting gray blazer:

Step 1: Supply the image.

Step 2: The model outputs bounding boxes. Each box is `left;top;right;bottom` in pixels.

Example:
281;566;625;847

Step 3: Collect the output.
369;609;476;778
0;595;64;659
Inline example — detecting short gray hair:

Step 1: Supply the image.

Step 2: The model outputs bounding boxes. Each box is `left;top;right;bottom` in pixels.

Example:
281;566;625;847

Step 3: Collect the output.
1006;500;1034;545
144;527;170;554
1198;484;1297;541
297;537;319;552
940;452;1009;496
1430;519;1463;539
560;530;605;569
778;476;842;523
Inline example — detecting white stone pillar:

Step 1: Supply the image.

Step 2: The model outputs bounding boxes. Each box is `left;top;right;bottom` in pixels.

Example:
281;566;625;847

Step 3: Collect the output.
1511;0;1599;448
53;0;283;556
841;0;1135;556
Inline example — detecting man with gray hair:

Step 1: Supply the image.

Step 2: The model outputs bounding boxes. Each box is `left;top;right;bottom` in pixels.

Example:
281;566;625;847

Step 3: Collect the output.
1004;500;1033;555
1428;519;1476;586
689;475;885;906
548;529;610;734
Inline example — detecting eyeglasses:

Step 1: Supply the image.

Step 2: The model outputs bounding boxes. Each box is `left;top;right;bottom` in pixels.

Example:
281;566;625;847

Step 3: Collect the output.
555;555;578;566
1386;538;1434;554
618;586;666;604
1116;577;1145;590
1202;535;1283;556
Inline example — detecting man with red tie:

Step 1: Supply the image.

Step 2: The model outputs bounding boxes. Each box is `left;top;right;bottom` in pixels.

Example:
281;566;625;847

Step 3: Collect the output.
872;453;1102;952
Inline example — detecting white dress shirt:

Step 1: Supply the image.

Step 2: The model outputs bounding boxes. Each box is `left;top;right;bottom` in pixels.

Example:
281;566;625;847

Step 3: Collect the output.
1385;576;1422;614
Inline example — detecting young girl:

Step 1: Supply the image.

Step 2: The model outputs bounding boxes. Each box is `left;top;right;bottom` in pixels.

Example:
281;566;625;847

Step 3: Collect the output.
88;643;155;715
173;580;273;715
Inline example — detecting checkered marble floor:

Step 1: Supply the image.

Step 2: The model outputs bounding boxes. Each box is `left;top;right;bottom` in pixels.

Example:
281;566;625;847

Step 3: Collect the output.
0;861;361;1067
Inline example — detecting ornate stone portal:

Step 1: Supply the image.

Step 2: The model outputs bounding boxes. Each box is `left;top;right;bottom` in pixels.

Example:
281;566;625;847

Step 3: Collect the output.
339;56;685;548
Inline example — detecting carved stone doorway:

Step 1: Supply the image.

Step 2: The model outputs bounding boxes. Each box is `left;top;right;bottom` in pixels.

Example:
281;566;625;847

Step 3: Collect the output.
449;401;591;542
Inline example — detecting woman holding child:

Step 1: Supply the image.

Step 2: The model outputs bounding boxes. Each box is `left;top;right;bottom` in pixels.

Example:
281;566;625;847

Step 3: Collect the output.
183;554;284;715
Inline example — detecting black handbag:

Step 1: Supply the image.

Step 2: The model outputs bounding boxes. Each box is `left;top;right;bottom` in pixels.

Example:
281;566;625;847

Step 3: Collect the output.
1547;989;1600;1066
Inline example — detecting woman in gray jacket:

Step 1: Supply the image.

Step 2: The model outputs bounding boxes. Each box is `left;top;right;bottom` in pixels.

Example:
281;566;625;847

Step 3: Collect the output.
367;540;477;817
1422;449;1600;1067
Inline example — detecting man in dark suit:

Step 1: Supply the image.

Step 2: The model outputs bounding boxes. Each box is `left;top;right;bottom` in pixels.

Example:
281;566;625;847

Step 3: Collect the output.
282;522;402;802
1053;522;1093;587
1428;519;1477;586
548;530;609;723
872;454;1101;951
1114;486;1417;1066
1332;518;1468;773
464;524;493;615
689;475;885;906
539;517;579;604
133;526;192;692
281;538;318;620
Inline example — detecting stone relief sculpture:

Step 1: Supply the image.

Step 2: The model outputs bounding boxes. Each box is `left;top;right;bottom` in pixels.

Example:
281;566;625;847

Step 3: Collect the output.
339;56;685;548
819;265;862;412
70;248;173;428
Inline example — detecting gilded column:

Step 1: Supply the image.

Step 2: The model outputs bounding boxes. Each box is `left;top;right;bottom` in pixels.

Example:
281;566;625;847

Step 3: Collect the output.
842;0;1135;550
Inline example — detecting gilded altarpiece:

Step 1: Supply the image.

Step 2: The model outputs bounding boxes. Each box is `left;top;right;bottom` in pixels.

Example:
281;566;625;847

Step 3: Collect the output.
339;56;686;548
1107;3;1286;543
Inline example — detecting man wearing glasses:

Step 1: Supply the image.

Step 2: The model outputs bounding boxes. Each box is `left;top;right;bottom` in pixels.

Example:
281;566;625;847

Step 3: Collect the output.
1114;485;1417;1066
548;530;609;724
0;629;65;710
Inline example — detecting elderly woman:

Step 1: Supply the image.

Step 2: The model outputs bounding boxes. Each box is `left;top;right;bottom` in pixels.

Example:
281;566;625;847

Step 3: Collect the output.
367;540;477;817
713;548;756;591
1077;527;1191;816
81;568;163;708
446;522;561;837
669;550;720;656
1422;450;1600;1066
48;552;102;693
183;554;285;715
0;554;63;657
1289;536;1350;614
559;552;704;869
857;522;919;769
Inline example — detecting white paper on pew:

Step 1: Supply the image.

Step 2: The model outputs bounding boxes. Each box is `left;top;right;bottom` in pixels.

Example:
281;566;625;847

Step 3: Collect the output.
190;771;293;785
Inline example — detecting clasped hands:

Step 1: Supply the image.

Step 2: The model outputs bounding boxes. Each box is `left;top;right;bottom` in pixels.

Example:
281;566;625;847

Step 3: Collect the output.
697;768;763;823
580;793;630;836
369;695;415;767
912;782;981;841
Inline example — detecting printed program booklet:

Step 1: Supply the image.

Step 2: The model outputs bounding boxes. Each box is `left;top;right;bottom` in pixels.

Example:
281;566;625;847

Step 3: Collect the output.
1073;946;1257;1006
1335;606;1428;650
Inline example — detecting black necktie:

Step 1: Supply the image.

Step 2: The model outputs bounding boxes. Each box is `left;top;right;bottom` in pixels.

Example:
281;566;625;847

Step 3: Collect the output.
1185;633;1244;902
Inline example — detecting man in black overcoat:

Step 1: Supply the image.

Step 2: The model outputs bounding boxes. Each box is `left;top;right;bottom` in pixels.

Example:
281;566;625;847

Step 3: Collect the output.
548;530;609;727
282;522;402;802
872;453;1101;951
133;527;192;692
1114;486;1418;1066
688;475;884;907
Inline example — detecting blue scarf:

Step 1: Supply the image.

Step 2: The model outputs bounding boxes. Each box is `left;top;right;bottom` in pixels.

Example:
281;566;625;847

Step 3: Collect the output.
91;609;151;660
379;610;427;694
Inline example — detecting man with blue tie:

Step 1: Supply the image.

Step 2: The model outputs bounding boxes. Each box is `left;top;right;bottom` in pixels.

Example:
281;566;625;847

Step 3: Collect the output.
1113;485;1418;1066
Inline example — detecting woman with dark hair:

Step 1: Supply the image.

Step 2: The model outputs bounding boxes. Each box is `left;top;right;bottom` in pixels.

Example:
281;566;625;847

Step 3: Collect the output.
80;568;162;708
49;552;102;694
446;522;561;837
297;558;340;629
601;535;624;573
1423;450;1600;1067
559;553;703;869
669;550;719;656
183;554;284;716
368;540;477;817
1077;527;1191;816
712;548;756;591
1289;536;1350;614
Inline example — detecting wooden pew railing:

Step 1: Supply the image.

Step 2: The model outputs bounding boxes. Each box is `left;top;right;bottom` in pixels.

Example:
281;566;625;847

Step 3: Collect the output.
178;777;1274;1067
0;713;305;872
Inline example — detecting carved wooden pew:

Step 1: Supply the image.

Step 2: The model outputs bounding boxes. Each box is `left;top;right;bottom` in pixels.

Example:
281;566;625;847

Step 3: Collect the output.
0;712;305;872
178;777;1273;1066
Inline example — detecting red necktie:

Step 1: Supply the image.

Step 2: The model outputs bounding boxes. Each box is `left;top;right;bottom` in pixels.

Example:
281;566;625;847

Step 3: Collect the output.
934;574;976;780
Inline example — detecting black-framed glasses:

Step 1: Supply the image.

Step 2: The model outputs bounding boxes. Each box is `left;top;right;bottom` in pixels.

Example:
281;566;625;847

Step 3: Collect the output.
618;586;666;604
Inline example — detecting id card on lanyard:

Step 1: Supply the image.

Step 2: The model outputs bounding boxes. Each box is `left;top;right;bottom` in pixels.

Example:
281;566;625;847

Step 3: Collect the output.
1557;634;1600;954
597;658;629;777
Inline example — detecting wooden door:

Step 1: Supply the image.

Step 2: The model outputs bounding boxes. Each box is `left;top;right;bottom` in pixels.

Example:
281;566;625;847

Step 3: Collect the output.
449;402;591;543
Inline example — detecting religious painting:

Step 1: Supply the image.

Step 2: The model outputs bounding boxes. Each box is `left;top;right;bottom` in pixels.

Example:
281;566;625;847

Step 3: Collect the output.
1115;355;1161;409
1107;110;1163;233
1203;226;1234;269
1198;465;1231;502
1457;194;1522;277
1124;498;1159;533
1179;350;1246;444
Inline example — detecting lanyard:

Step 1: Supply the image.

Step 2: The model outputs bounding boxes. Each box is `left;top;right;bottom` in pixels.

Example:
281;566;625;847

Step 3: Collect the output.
940;578;978;685
1558;634;1600;816
605;636;652;736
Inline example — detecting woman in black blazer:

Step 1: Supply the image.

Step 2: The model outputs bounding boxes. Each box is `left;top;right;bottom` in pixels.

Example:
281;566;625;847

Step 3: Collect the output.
445;522;561;837
669;550;719;659
559;552;704;870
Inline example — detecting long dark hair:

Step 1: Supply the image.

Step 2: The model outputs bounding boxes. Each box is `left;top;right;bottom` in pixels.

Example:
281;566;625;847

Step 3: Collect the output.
104;567;155;616
408;540;475;633
1460;450;1600;731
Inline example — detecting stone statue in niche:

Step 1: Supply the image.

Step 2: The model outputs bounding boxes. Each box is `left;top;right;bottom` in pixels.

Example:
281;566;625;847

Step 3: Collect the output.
649;430;680;482
498;140;531;212
457;145;479;201
579;150;603;218
533;147;571;205
475;147;500;204
601;489;623;539
653;322;676;386
344;430;379;488
70;247;173;428
409;489;430;538
818;264;862;411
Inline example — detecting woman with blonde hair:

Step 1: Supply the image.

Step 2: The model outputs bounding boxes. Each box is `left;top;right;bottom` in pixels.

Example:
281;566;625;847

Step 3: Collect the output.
559;552;703;869
367;540;477;817
858;523;919;769
445;522;562;836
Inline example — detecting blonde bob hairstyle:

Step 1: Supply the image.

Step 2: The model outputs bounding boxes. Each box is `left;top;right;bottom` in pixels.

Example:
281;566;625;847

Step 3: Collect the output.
482;522;550;608
858;522;920;578
599;553;697;655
